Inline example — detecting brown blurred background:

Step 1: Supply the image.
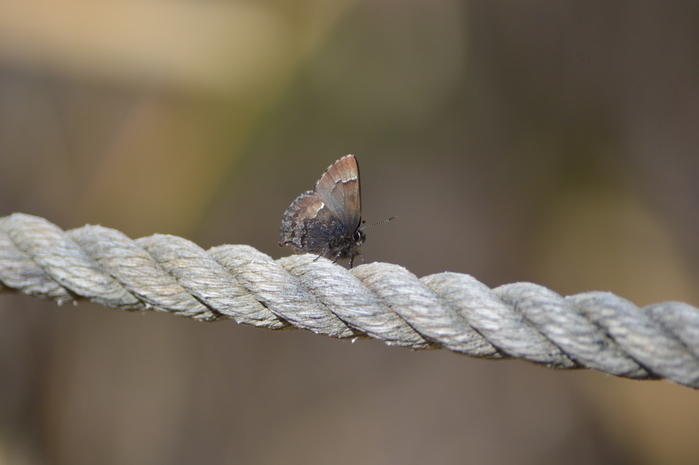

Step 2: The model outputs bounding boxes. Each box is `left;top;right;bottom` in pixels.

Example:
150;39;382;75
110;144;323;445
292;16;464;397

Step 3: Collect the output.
1;1;699;464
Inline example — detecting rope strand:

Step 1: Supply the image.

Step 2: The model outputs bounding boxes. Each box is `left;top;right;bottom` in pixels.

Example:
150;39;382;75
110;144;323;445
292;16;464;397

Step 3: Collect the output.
1;213;698;388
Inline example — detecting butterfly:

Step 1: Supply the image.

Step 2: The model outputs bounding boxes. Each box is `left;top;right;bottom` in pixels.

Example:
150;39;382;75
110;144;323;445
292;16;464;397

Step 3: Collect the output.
279;155;365;268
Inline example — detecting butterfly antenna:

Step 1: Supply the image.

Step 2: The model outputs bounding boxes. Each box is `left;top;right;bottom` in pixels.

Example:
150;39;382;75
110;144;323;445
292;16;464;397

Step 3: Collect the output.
361;216;397;230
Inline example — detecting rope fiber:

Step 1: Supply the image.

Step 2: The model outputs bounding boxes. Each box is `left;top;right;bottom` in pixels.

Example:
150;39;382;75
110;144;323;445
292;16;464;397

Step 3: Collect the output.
1;213;698;389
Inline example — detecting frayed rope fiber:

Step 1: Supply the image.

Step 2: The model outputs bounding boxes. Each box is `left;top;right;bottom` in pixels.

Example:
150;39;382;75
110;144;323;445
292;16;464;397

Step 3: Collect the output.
1;213;699;389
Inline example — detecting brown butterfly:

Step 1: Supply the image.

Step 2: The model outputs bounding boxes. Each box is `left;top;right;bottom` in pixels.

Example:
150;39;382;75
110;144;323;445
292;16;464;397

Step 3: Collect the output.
279;155;365;267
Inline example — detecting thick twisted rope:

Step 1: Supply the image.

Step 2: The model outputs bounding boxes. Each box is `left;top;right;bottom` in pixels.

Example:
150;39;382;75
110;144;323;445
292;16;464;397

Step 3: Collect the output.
1;213;698;389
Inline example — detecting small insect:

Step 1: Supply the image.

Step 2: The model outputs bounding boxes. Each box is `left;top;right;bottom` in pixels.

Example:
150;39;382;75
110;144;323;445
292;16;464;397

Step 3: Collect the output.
279;155;385;268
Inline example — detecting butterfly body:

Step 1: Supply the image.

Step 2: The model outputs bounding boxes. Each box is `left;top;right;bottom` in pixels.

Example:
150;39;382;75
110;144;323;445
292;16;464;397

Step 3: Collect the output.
279;155;364;267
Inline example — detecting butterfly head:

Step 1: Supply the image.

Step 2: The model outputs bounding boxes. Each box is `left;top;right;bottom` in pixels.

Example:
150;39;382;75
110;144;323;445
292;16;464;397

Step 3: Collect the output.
354;228;366;246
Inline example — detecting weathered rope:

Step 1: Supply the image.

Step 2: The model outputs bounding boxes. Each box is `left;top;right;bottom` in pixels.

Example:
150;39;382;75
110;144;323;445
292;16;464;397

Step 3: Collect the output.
1;213;698;389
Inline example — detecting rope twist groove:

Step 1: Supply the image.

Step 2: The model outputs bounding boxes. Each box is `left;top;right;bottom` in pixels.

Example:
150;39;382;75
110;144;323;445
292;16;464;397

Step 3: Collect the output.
1;213;698;389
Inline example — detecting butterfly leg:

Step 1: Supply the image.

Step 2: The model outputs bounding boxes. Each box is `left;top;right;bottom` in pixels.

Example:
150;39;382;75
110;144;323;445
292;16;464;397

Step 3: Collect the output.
314;243;331;261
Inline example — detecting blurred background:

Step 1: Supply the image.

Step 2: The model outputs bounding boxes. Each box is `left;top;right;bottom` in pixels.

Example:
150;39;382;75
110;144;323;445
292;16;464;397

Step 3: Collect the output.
1;1;699;464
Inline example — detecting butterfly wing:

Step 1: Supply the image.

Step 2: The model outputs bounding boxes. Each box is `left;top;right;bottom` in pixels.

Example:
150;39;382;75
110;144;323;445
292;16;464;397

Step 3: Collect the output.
279;191;342;254
313;154;362;236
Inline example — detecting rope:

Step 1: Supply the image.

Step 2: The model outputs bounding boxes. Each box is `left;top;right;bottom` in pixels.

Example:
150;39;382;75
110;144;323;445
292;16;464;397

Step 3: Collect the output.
1;212;699;389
